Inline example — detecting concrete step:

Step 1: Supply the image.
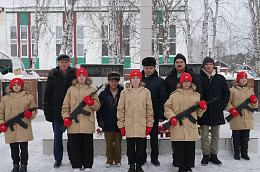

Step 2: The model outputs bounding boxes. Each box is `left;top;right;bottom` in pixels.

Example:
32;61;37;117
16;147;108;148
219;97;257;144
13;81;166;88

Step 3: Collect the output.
42;136;258;156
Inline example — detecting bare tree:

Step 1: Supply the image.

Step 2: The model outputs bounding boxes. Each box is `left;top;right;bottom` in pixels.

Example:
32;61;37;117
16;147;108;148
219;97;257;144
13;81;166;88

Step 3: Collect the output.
61;0;77;62
184;0;192;62
211;0;219;60
200;0;209;60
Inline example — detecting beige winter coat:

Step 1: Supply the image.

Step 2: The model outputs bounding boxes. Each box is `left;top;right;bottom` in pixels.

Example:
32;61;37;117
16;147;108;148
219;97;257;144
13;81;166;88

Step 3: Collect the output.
226;82;258;130
62;78;101;134
117;83;154;138
0;91;37;144
164;84;206;141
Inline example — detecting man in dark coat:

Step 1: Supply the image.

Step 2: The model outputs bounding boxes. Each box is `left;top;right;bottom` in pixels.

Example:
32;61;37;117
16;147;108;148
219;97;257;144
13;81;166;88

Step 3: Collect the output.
96;71;124;168
164;53;202;165
165;53;203;96
141;57;168;166
44;54;77;168
198;57;230;166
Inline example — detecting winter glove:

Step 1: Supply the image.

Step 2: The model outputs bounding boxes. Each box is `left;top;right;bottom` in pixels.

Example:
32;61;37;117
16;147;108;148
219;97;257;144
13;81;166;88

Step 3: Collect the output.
170;117;177;126
199;100;207;110
98;121;104;129
84;96;94;106
229;108;239;117
24;110;32;119
250;95;257;104
0;123;7;132
120;127;126;136
64;117;72;127
146;127;152;136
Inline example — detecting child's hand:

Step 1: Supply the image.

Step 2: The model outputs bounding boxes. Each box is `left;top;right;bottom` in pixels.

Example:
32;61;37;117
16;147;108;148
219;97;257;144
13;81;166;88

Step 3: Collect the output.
84;96;94;106
24;110;32;119
0;123;7;132
229;108;239;117
120;127;126;136
199;100;207;110
250;95;257;104
64;117;72;127
170;117;177;126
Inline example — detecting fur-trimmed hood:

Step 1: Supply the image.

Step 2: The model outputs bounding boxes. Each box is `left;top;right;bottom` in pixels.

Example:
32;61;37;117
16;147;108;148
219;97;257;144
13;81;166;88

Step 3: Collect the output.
72;77;93;86
125;81;145;89
48;66;77;78
6;85;28;94
231;80;250;88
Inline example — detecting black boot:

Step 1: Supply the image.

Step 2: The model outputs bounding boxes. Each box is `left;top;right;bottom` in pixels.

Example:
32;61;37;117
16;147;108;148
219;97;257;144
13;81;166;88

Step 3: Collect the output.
184;167;192;172
136;164;144;172
232;131;241;160
53;160;62;168
151;159;160;166
210;154;222;165
11;164;19;172
172;154;174;166
241;137;250;160
19;164;27;172
128;164;135;172
178;167;185;172
201;155;209;166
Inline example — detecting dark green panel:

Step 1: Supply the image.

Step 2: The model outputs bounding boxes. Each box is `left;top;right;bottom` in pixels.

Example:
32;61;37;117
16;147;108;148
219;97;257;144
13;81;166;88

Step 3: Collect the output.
20;13;28;25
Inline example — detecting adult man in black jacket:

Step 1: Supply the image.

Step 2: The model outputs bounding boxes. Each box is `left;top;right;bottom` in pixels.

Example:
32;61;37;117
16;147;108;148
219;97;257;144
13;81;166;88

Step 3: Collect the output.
141;57;168;166
198;57;230;166
164;53;202;165
44;54;77;168
96;71;124;168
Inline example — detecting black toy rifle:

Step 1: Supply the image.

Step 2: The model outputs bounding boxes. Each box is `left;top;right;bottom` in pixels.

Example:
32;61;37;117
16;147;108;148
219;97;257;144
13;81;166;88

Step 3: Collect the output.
0;103;44;133
225;92;260;123
162;97;219;130
60;84;103;132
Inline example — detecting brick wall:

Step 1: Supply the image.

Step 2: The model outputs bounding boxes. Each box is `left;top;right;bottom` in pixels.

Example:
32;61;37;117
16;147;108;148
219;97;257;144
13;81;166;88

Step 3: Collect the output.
23;79;37;105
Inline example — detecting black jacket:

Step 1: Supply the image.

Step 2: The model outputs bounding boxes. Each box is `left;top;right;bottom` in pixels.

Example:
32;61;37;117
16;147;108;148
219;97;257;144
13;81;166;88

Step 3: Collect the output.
165;66;203;97
198;68;230;126
44;66;77;122
141;70;168;121
96;84;124;132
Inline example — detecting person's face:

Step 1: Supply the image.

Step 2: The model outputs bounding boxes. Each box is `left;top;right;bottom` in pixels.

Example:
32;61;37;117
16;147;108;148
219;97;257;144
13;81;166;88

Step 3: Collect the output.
77;74;86;85
58;60;70;71
182;81;191;90
175;59;185;70
239;77;247;86
12;83;22;93
108;79;119;89
143;66;155;77
131;76;141;88
203;62;214;74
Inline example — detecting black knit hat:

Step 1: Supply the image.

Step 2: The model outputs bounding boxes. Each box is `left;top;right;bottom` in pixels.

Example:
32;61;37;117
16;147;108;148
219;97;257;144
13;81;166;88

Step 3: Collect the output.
107;71;120;81
202;57;214;67
142;57;156;66
57;54;70;61
174;54;186;64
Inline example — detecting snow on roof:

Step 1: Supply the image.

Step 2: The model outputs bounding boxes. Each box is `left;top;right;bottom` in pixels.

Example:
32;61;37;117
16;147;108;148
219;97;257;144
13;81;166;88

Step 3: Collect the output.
1;71;40;80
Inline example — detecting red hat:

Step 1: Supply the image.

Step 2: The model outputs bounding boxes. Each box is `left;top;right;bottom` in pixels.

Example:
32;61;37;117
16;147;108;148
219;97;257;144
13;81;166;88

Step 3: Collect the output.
10;78;24;89
130;69;142;81
179;72;192;85
76;68;88;78
237;72;247;82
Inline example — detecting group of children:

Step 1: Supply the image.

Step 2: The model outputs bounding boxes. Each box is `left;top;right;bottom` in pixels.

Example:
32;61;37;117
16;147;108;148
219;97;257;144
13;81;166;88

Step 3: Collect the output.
0;68;258;172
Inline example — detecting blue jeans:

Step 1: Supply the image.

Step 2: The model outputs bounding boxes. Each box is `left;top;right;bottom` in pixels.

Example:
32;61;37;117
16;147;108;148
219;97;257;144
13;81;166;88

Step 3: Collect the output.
52;120;70;161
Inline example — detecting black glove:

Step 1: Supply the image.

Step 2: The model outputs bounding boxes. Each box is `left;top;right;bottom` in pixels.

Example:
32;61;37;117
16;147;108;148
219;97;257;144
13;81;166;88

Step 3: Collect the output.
98;121;104;129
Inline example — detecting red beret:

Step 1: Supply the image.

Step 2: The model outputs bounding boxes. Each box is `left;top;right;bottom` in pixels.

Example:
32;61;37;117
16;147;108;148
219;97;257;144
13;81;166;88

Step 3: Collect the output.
130;69;142;81
10;78;24;89
76;68;88;79
179;72;192;85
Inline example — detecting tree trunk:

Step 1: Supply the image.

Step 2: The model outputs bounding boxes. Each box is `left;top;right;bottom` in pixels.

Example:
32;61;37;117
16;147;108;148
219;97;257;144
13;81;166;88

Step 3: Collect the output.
200;0;209;61
212;0;219;60
184;0;192;63
254;0;260;75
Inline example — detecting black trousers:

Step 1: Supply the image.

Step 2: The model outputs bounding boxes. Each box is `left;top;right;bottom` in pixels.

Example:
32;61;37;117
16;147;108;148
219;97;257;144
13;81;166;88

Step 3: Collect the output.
69;133;93;169
174;141;195;168
146;120;159;161
9;142;28;165
127;138;146;164
232;130;250;154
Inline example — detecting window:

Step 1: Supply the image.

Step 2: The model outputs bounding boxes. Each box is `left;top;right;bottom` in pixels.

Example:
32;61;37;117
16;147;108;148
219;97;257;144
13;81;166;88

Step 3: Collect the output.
101;25;108;57
10;26;17;39
77;26;84;57
56;26;62;56
123;25;130;56
11;44;17;57
21;26;27;39
22;44;27;56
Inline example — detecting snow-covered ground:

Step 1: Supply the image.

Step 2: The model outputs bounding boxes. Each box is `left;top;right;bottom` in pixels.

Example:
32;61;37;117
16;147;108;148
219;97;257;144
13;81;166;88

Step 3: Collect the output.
1;110;260;172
